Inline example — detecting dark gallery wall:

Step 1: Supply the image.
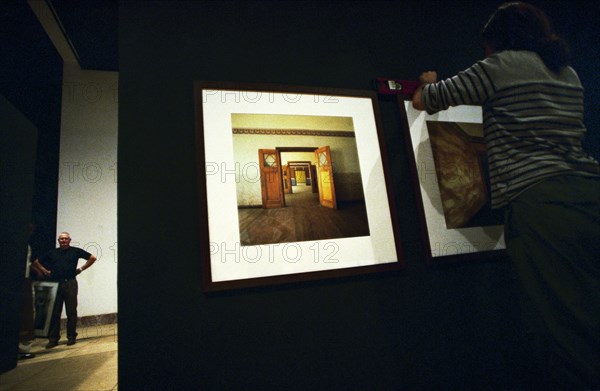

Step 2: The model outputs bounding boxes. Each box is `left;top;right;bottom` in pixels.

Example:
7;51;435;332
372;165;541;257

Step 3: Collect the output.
118;1;598;389
0;2;63;373
0;2;63;251
0;96;38;373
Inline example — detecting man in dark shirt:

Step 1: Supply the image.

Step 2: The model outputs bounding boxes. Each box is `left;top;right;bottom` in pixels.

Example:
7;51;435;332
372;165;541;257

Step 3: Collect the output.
32;232;97;348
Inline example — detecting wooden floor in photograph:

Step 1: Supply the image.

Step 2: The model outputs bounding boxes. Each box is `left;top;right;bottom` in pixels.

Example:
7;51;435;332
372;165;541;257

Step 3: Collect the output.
238;190;370;246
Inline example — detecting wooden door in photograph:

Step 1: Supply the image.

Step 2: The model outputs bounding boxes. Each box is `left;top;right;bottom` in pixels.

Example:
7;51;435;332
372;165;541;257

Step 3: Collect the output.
314;146;337;209
283;165;292;194
310;164;318;193
259;149;284;208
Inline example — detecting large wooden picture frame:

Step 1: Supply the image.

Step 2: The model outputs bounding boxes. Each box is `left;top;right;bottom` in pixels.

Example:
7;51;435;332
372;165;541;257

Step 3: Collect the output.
194;82;404;291
398;98;506;263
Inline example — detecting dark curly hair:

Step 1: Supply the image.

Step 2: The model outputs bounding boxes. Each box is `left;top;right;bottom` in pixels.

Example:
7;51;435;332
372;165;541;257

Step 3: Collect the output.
482;2;570;73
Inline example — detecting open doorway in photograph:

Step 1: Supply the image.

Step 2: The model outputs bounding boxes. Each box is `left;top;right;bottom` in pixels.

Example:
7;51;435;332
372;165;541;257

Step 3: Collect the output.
232;113;370;246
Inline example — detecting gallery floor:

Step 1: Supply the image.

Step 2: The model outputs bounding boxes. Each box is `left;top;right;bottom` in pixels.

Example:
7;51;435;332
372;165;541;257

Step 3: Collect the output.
238;186;371;246
0;324;118;391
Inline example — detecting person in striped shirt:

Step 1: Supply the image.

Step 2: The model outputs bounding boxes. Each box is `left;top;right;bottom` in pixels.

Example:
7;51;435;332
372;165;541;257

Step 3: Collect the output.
413;2;599;388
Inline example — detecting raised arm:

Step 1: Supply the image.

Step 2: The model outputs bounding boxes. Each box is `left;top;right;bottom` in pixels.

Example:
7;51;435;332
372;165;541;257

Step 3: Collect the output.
77;254;97;275
412;71;438;111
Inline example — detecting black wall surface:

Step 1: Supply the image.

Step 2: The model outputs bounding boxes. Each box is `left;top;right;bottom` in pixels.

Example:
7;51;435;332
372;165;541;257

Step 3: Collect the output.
0;96;38;373
0;1;62;373
118;1;598;389
0;1;63;257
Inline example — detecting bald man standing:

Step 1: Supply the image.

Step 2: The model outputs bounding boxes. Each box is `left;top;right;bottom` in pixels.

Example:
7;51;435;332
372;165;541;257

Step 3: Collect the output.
33;232;97;349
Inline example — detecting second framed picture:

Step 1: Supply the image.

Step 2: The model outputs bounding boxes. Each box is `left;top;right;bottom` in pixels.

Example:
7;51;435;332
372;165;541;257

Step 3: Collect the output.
32;280;59;337
195;82;404;291
398;98;506;263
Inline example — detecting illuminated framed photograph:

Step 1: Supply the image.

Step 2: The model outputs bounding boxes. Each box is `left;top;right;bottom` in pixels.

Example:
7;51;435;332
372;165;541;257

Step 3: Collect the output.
194;81;404;291
398;98;506;263
32;281;59;337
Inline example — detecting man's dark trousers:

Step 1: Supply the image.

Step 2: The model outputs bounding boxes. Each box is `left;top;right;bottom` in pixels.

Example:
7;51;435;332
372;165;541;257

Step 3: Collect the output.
48;279;78;342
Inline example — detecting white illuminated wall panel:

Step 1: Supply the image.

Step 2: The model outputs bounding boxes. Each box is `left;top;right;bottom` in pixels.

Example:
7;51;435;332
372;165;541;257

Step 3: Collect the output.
56;63;118;318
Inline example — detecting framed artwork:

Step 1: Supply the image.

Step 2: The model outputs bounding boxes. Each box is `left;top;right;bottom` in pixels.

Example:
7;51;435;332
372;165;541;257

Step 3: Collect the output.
194;81;404;291
398;98;506;263
32;281;59;337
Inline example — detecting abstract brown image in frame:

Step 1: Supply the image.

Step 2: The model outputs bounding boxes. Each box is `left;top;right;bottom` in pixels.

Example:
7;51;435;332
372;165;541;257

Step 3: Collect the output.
426;121;503;229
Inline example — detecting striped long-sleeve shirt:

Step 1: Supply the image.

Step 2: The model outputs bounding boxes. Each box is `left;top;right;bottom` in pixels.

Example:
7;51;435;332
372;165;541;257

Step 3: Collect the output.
421;50;600;209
